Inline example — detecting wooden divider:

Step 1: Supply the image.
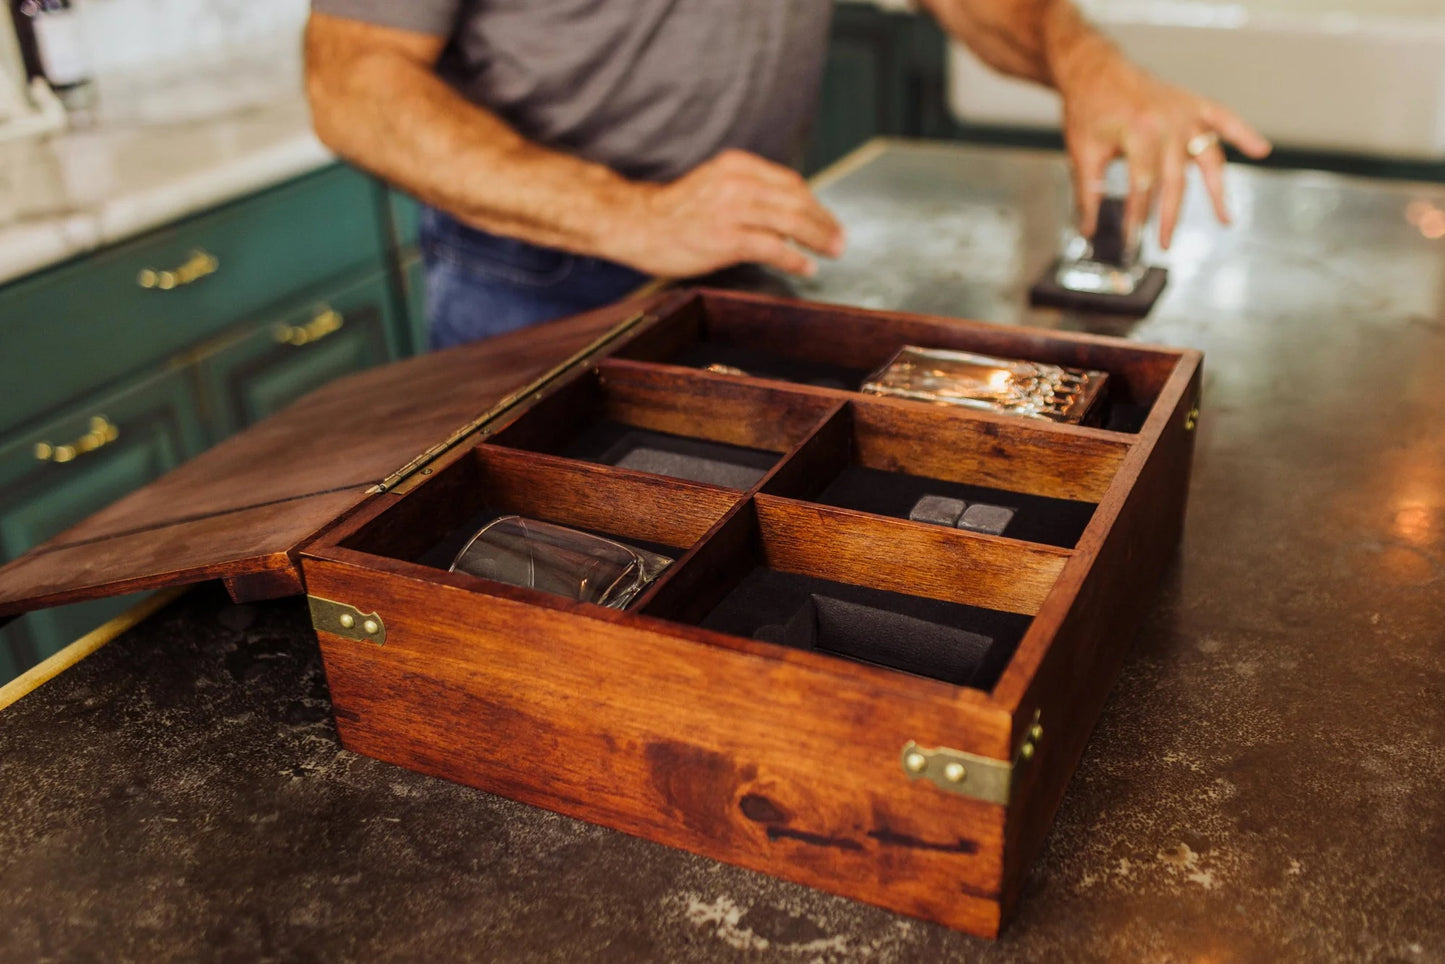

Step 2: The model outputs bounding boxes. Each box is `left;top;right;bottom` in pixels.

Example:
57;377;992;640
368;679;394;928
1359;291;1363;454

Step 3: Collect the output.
488;359;837;458
755;496;1069;616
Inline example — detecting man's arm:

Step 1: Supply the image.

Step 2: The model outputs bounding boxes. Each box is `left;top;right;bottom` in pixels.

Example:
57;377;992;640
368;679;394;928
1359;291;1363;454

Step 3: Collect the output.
305;12;844;277
920;0;1272;248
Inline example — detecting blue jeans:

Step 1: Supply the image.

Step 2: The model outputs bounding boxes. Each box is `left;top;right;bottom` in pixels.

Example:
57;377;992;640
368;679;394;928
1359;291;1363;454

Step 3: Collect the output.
420;206;649;350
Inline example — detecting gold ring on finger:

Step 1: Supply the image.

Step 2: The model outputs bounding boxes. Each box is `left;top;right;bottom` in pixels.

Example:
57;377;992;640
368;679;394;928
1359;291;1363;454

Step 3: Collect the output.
1186;131;1220;159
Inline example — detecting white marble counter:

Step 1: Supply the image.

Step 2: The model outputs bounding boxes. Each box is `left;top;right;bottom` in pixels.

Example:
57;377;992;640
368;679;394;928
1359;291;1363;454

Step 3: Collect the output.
0;37;331;287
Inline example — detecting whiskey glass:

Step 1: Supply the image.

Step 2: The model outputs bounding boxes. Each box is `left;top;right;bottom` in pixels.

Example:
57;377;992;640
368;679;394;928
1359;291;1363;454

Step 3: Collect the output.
450;515;672;610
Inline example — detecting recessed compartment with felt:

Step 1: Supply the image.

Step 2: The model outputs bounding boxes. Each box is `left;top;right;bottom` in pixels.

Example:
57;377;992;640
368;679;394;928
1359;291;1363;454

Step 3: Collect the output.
488;361;836;489
339;444;736;594
0;285;1205;941
613;289;1180;432
761;401;1116;548
639;497;1062;692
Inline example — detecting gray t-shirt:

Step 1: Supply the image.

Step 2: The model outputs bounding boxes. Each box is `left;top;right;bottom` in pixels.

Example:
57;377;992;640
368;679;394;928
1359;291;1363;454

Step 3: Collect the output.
311;0;834;181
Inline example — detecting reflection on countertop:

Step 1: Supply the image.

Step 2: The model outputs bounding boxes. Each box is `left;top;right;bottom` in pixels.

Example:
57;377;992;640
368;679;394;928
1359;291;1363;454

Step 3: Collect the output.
0;35;329;287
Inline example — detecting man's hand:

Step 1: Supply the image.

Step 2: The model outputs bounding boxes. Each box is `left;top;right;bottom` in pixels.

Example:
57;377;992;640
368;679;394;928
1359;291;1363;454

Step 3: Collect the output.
923;0;1271;249
308;15;840;282
1056;39;1273;249
609;150;845;279
307;16;841;281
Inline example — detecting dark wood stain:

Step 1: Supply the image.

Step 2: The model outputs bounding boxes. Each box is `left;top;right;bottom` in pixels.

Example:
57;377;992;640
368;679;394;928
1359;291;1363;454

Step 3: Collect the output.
869;827;981;855
766;827;864;851
644;740;757;840
739;793;790;824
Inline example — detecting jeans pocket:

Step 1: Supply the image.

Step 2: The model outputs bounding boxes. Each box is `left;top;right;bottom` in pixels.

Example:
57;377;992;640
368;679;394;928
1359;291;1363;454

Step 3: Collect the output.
419;207;575;287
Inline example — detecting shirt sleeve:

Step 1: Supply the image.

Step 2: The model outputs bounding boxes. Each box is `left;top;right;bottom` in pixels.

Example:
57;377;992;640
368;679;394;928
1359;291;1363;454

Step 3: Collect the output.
310;0;461;37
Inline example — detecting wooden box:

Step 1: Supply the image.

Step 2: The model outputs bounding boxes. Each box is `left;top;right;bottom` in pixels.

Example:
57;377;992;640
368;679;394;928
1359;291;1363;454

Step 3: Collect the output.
0;288;1201;938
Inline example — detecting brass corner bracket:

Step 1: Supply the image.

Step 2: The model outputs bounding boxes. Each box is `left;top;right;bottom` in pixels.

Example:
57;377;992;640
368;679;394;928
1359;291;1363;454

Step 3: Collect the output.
901;710;1043;806
308;596;386;646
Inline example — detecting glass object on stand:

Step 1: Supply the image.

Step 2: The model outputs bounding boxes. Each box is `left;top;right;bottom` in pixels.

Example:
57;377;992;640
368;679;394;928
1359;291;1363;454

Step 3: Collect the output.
1057;161;1147;296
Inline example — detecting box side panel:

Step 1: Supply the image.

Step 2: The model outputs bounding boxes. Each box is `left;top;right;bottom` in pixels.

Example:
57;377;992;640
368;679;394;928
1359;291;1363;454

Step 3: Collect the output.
306;559;1012;937
996;359;1202;921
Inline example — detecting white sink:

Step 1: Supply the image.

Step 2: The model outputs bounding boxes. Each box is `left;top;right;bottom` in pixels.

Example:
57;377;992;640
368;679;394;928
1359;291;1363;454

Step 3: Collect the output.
947;0;1445;160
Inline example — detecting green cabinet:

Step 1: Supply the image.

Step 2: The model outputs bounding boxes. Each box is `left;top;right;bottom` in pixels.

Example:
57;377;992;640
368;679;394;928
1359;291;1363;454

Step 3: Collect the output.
803;7;960;175
0;163;427;686
807;9;898;174
1;166;389;441
382;189;427;354
0;368;209;667
388;190;422;250
198;271;401;439
400;254;427;354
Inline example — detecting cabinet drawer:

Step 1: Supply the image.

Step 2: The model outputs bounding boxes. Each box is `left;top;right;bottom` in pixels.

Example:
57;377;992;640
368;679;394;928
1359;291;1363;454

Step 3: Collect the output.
389;190;422;249
401;252;427;355
0;165;387;437
0;368;208;676
197;271;401;439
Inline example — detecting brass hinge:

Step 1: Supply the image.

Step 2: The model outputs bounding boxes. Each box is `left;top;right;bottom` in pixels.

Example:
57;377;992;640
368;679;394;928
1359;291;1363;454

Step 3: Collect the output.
372;309;656;494
308;596;386;646
900;710;1042;806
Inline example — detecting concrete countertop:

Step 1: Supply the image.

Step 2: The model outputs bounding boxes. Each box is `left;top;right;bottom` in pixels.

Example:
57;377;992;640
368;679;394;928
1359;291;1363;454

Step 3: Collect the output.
1;141;1441;962
0;36;330;288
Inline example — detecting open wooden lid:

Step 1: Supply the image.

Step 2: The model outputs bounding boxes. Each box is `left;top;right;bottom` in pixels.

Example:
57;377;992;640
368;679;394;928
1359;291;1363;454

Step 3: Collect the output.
0;291;673;619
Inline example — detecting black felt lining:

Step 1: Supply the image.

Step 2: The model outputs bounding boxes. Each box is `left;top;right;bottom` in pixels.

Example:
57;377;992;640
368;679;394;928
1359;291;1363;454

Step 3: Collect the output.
812;465;1095;548
756;596;995;687
670;343;873;391
700;567;1028;691
1099;399;1150;434
556;420;778;489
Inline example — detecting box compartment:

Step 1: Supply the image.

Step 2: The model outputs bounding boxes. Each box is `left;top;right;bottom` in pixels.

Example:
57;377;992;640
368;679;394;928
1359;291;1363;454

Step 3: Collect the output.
488;361;837;489
615;290;1182;432
639;497;1061;692
761;400;1122;548
336;444;737;602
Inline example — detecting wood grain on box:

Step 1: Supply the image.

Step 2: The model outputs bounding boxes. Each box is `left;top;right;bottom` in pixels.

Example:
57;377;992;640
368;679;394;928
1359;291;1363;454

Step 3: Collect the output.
0;288;1199;938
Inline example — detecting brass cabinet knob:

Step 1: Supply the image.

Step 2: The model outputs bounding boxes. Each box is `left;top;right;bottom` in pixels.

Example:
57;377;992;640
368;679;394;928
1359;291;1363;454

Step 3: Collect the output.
35;416;120;463
137;249;219;290
274;307;344;347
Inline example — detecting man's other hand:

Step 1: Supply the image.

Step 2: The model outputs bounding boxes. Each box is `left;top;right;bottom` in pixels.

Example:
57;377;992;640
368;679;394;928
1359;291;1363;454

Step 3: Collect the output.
1057;43;1273;249
610;150;846;279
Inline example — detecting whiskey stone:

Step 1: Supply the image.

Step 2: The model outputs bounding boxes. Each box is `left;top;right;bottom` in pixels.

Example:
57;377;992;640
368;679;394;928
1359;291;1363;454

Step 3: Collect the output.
909;495;966;526
958;503;1016;536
